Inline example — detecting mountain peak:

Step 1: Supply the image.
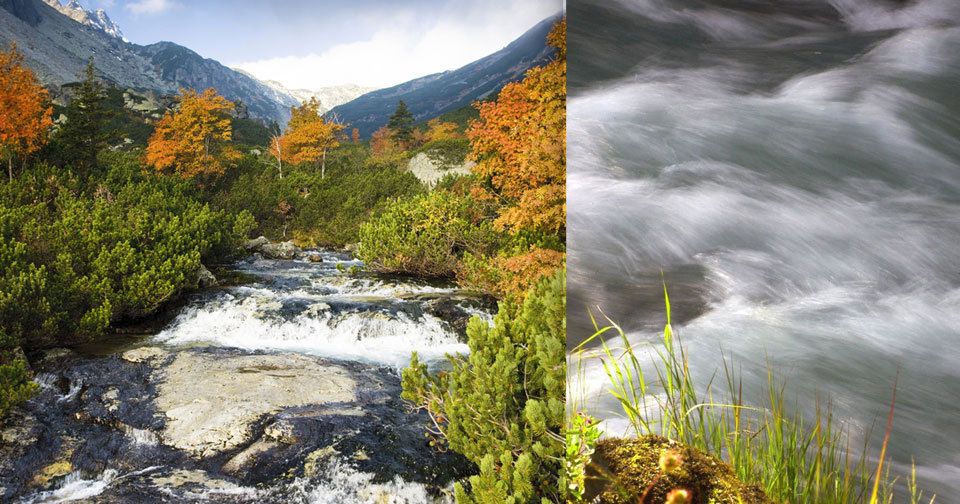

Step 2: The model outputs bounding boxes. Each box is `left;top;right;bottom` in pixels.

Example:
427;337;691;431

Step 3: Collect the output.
43;0;124;39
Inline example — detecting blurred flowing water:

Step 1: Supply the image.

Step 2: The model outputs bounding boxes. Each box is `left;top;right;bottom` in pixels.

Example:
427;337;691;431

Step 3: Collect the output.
568;0;960;497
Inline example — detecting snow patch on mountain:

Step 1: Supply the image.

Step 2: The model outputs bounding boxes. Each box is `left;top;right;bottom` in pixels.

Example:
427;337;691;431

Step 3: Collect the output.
259;80;377;115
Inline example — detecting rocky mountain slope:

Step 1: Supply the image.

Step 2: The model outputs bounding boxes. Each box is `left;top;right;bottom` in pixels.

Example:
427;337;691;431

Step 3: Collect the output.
42;0;123;39
0;0;296;124
328;13;561;137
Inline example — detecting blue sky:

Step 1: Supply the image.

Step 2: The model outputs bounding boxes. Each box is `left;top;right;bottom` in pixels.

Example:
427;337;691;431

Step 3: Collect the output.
74;0;563;89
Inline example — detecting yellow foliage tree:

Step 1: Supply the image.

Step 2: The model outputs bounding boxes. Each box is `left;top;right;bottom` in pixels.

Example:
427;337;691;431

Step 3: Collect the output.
0;45;53;181
468;19;566;237
424;118;460;142
283;98;345;179
144;88;240;180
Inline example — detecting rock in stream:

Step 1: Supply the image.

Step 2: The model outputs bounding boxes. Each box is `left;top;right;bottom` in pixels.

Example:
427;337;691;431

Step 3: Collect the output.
1;346;471;503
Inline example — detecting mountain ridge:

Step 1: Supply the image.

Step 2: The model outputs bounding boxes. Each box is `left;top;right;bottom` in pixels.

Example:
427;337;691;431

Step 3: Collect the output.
42;0;123;39
0;0;296;123
328;13;561;137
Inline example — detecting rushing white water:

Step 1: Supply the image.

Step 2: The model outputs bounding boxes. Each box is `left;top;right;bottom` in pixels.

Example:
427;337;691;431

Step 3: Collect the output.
22;470;121;503
569;0;960;497
154;257;470;371
19;460;448;504
16;254;478;504
285;460;452;504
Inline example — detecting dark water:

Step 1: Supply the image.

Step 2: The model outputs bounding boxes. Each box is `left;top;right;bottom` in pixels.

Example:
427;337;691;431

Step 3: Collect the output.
568;0;960;498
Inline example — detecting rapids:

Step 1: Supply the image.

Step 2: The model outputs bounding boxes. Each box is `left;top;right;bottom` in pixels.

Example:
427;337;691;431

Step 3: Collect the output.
6;251;488;503
568;0;960;497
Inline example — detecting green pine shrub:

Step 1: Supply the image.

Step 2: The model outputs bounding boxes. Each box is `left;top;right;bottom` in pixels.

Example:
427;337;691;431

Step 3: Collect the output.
0;329;37;418
417;138;471;168
209;146;424;247
357;190;501;278
0;156;252;350
401;269;565;503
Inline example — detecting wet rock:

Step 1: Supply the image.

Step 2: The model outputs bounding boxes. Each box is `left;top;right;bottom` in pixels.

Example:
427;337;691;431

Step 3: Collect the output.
154;351;357;457
2;347;475;502
222;439;281;476
38;347;74;363
148;468;242;491
196;263;218;288
306;252;324;263
121;346;166;363
244;236;270;251
243;236;301;260
0;410;40;450
423;295;495;339
102;387;121;412
31;449;73;487
260;241;299;260
303;445;338;478
263;419;299;444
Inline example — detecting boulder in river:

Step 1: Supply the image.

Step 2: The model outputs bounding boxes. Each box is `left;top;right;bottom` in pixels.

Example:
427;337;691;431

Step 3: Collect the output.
154;351;357;458
196;263;218;288
243;236;301;260
259;241;299;260
244;236;270;251
1;346;473;501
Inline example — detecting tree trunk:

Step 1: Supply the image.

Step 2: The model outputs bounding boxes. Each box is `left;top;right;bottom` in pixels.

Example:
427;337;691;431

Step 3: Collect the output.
321;149;327;179
275;138;283;179
7;156;12;182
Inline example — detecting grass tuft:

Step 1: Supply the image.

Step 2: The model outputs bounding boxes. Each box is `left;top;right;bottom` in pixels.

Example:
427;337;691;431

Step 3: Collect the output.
569;286;935;503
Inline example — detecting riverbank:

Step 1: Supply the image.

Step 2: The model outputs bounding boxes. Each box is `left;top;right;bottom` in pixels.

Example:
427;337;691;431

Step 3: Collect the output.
1;250;493;503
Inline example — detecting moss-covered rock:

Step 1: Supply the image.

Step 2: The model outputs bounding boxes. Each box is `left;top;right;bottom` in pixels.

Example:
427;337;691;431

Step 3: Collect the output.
585;436;772;504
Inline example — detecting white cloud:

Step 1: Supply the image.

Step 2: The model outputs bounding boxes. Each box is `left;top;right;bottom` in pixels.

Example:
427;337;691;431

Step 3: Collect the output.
125;0;177;15
233;1;561;90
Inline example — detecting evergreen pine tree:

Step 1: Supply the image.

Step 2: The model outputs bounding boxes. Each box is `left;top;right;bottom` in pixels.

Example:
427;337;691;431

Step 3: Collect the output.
56;59;114;173
387;100;414;147
402;269;566;503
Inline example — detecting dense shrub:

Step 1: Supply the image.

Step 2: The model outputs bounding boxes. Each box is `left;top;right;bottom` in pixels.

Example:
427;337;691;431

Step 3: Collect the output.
357;190;501;278
416;138;471;168
0;329;37;418
402;269;566;503
0;155;252;350
210;145;424;247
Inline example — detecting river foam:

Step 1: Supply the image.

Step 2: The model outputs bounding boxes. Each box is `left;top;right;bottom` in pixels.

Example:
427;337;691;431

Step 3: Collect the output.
570;0;960;497
154;260;472;371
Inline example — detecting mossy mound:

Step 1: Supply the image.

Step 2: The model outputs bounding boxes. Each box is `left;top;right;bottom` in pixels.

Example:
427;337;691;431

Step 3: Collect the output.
585;435;772;504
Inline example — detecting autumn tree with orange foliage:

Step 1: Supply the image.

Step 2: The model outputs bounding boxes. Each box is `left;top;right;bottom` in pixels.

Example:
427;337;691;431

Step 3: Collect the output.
144;88;240;180
283;98;345;179
456;19;566;297
468;19;566;237
0;45;53;181
358;20;566;299
369;125;403;159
